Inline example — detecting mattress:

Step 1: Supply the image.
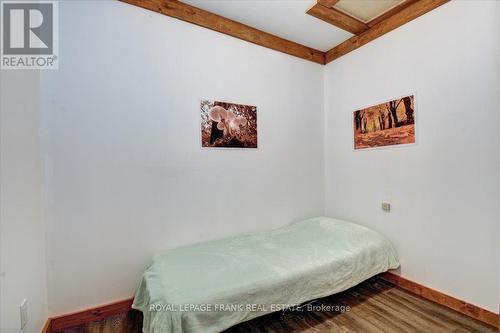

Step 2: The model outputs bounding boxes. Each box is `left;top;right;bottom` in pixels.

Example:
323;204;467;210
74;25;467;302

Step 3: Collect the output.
133;217;399;333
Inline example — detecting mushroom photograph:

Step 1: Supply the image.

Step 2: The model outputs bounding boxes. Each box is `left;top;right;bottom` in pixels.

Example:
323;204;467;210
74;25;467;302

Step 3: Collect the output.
201;100;257;148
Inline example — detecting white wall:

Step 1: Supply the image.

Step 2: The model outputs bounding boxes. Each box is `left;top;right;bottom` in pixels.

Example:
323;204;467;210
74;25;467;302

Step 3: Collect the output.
26;0;498;318
324;1;500;312
40;1;324;314
0;70;48;332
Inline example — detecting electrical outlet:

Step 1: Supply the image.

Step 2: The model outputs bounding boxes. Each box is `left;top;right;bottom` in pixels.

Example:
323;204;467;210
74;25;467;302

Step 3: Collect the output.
381;202;391;212
20;299;28;330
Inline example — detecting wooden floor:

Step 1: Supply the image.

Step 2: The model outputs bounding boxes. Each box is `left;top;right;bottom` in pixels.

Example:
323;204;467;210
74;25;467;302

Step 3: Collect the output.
57;279;496;333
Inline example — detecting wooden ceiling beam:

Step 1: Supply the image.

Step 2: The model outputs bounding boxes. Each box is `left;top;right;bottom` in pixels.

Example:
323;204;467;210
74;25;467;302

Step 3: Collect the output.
307;2;369;35
325;0;450;64
367;0;420;27
120;0;325;65
317;0;340;8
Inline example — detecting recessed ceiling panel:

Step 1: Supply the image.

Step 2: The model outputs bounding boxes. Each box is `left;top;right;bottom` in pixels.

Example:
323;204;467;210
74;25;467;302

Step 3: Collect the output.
334;0;405;23
182;0;353;52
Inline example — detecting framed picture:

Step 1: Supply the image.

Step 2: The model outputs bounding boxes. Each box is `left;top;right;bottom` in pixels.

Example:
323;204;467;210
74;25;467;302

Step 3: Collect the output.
353;95;415;150
201;100;257;149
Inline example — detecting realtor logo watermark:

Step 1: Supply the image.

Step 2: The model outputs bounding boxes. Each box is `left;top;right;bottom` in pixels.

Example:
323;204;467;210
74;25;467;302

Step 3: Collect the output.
1;0;58;69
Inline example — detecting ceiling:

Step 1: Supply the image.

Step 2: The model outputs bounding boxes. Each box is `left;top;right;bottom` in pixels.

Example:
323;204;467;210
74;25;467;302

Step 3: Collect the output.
122;0;449;64
183;0;353;52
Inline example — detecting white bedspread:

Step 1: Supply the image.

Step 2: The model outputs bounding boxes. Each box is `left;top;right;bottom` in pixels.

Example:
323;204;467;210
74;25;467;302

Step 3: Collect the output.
133;217;399;333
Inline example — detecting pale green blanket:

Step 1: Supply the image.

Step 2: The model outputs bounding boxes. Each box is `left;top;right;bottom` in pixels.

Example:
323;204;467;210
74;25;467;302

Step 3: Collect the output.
133;217;399;333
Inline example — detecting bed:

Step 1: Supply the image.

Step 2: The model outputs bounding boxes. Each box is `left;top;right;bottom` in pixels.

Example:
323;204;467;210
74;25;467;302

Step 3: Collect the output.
133;217;399;333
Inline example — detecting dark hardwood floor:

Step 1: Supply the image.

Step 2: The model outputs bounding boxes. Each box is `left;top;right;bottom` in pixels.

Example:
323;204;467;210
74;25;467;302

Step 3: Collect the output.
57;279;496;333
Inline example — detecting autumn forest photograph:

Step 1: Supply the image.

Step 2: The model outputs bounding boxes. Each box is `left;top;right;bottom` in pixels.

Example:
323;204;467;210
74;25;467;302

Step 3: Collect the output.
354;95;415;149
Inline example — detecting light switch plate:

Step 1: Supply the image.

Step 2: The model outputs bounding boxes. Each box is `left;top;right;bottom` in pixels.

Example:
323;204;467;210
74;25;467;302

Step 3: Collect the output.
20;299;28;330
381;202;391;212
